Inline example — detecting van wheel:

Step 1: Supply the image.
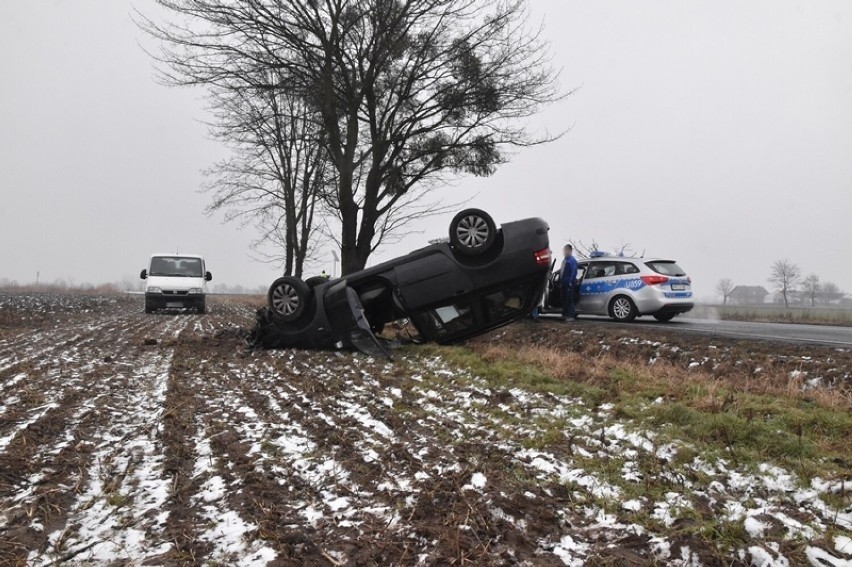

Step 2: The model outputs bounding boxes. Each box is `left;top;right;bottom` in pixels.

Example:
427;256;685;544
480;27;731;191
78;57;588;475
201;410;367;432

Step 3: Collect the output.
609;296;637;322
449;209;497;256
197;302;206;315
268;276;310;322
144;301;154;314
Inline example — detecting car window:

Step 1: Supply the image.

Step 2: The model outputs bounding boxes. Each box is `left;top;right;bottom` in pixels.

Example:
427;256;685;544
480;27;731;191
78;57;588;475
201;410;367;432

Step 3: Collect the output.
421;299;476;338
646;261;686;277
483;283;529;321
616;262;640;275
150;257;203;277
585;261;617;279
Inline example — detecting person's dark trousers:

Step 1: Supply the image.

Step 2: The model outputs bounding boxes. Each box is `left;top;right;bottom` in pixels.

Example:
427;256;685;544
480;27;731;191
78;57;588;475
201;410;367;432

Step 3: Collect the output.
562;285;576;318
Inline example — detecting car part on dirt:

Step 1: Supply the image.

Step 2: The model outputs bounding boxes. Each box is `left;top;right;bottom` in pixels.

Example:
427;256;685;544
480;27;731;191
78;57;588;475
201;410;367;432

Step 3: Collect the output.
268;276;310;322
449;208;497;256
654;312;676;322
610;296;638;322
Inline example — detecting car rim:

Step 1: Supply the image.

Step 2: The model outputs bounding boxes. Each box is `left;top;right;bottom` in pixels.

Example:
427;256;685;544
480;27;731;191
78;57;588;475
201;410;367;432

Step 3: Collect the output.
613;298;631;319
456;215;490;248
272;283;300;315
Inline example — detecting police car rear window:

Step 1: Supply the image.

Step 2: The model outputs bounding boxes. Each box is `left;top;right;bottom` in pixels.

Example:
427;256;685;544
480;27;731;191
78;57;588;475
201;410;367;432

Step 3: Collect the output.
646;261;686;277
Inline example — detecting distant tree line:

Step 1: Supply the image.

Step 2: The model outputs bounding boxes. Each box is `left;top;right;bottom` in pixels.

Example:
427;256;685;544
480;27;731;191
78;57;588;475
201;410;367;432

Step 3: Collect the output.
716;259;846;307
0;278;266;295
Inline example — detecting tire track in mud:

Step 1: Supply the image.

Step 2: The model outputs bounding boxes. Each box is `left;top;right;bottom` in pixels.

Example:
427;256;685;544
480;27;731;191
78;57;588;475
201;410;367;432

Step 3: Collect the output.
0;311;193;565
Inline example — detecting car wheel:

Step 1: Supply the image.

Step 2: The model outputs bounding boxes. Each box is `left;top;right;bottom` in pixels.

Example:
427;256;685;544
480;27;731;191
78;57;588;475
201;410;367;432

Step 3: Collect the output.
144;302;154;314
449;208;497;256
268;276;310;322
609;296;637;322
653;313;676;322
197;302;206;315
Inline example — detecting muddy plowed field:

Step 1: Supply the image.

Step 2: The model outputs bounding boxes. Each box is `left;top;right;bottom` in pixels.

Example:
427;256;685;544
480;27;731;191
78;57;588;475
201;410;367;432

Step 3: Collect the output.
0;293;849;566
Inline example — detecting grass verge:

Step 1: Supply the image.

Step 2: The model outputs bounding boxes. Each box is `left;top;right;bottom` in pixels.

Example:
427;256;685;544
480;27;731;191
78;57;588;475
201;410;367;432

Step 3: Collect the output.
418;342;852;483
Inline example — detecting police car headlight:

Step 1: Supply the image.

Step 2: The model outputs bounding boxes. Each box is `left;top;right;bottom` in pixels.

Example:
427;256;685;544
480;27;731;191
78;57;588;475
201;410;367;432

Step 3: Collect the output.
147;287;162;294
189;288;203;294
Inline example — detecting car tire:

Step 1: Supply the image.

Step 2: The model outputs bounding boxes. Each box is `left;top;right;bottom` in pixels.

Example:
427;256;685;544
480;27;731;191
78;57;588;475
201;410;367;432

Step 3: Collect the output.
144;301;154;314
609;296;638;322
449;208;497;256
197;301;206;315
653;313;676;322
268;276;310;322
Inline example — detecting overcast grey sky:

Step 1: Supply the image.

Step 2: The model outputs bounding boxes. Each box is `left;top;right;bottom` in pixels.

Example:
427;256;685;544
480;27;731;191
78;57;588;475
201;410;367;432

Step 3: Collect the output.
1;1;850;299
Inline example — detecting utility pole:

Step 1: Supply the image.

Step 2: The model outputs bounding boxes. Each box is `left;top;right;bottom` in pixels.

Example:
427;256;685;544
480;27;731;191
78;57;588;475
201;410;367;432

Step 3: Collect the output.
331;251;339;278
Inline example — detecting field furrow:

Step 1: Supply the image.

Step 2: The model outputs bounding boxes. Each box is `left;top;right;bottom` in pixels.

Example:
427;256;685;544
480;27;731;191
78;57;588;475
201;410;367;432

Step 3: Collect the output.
0;305;192;564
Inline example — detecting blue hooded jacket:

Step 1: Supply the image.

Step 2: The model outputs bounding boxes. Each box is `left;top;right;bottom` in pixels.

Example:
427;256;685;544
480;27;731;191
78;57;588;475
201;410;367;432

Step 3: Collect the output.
561;256;578;288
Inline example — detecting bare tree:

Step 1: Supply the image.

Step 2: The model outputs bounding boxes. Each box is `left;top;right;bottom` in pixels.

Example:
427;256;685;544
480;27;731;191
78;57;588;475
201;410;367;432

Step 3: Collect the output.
768;259;801;308
801;274;820;307
716;278;734;305
204;78;329;278
572;239;643;260
139;0;563;275
819;281;843;304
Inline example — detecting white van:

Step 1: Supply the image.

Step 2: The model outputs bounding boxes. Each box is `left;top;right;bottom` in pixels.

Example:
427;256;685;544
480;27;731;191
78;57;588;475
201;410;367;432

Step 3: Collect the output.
140;254;212;314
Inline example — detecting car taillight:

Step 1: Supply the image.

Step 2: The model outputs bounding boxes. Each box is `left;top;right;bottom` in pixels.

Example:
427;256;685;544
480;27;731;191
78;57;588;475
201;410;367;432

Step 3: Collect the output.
641;275;669;286
534;248;552;266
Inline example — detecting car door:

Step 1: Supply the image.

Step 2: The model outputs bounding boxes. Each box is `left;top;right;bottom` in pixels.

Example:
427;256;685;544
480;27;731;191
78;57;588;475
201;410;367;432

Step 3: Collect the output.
393;252;473;311
324;281;391;359
573;263;588;311
578;261;618;314
544;259;562;309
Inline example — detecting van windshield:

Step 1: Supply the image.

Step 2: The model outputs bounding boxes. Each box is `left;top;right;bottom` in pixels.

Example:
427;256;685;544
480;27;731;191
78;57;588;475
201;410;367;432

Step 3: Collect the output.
150;257;203;277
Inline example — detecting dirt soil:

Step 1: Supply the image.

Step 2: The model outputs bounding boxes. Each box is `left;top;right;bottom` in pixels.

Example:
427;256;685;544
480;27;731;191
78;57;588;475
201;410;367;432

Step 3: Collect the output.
1;293;849;566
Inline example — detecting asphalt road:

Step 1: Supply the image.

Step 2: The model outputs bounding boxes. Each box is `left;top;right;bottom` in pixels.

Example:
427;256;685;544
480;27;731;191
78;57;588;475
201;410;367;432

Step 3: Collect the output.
546;315;852;348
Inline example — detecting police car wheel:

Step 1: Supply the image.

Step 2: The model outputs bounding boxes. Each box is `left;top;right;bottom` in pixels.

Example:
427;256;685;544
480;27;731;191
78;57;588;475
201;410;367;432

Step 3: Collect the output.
268;276;310;322
449;208;497;256
609;296;637;322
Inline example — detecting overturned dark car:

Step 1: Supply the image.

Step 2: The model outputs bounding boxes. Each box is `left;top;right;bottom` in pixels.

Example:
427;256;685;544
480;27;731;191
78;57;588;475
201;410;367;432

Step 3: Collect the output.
250;209;551;356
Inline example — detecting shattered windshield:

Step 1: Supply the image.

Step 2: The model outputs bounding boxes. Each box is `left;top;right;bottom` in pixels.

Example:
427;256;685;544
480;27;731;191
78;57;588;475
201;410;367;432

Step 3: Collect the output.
150;257;203;277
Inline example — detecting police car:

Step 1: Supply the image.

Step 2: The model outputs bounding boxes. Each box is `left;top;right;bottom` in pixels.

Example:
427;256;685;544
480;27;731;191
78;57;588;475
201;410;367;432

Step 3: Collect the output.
541;253;694;322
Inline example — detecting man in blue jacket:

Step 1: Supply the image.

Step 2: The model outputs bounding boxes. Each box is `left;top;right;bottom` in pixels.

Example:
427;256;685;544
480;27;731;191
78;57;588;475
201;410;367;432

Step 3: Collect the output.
561;244;578;320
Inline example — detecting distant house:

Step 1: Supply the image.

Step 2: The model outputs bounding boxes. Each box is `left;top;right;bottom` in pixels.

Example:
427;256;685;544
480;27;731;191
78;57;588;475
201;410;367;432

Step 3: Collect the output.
730;285;770;305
